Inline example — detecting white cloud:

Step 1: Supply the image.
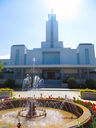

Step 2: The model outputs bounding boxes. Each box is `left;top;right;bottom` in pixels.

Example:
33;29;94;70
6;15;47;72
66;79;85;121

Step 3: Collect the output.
0;54;10;59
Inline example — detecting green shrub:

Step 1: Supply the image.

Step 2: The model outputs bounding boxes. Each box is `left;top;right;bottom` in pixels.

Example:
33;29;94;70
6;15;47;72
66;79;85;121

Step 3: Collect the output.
67;77;77;88
0;72;3;79
62;78;69;83
79;83;87;89
86;79;96;89
0;84;5;88
4;79;15;89
0;60;3;70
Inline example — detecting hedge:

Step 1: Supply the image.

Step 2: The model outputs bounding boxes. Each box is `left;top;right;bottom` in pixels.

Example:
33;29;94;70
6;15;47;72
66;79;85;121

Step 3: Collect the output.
0;88;13;96
80;89;96;96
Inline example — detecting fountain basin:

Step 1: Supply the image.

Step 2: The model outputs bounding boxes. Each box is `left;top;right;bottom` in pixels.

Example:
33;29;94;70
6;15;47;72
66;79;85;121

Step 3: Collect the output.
18;108;46;118
0;98;91;128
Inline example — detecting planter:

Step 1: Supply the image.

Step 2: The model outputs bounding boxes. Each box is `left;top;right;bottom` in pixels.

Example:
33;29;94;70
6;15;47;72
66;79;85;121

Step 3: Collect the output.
0;91;12;98
81;92;96;100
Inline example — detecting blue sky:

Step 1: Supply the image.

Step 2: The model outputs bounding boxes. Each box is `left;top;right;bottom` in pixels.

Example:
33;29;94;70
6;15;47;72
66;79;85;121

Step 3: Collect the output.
0;0;96;58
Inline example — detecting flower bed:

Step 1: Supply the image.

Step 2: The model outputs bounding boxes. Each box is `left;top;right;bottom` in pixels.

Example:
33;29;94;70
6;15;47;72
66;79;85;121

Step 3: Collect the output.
80;89;96;100
0;88;13;98
73;97;96;127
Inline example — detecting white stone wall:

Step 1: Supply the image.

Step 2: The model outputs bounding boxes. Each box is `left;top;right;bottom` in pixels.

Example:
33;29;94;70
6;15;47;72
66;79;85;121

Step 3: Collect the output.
77;44;95;65
53;41;63;48
60;48;77;64
10;45;27;65
26;49;42;65
2;44;96;65
41;41;51;48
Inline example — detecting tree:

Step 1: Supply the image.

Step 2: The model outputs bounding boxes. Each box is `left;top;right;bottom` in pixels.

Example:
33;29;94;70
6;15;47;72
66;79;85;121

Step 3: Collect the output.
0;61;3;79
67;77;77;88
4;79;15;89
86;79;96;89
0;61;3;70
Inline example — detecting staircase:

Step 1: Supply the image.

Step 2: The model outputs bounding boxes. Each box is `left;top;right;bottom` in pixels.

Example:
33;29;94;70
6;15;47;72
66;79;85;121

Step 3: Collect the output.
43;80;62;88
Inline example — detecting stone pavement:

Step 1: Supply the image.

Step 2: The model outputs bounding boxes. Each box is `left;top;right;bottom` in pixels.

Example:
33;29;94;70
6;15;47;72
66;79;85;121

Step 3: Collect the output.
14;88;96;104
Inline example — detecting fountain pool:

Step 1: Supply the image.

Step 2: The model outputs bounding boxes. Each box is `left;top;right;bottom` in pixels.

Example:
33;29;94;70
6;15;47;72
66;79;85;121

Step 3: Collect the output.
0;107;77;128
0;98;91;128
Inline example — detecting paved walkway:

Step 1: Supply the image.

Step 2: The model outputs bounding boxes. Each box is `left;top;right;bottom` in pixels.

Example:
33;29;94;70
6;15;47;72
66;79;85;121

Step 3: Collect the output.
14;88;96;104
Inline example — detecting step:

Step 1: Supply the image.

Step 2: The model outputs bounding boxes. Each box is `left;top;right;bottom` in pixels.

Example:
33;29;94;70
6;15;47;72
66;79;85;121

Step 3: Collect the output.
44;80;62;85
44;84;62;88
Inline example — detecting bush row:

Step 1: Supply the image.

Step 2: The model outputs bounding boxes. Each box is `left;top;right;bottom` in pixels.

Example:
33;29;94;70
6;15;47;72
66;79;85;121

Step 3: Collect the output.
0;79;22;89
0;78;96;89
63;78;96;89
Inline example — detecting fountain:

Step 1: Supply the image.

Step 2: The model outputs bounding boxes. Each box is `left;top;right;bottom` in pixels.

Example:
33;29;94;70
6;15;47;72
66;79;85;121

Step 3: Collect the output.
33;75;44;88
21;64;46;122
0;95;91;128
18;100;46;119
22;74;44;90
22;57;44;90
22;74;32;90
0;62;91;127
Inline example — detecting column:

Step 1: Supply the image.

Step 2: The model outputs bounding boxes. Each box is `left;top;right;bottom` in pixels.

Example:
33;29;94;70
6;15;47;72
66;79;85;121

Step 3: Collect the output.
87;69;90;79
21;68;24;80
61;69;64;80
14;69;17;80
79;69;82;80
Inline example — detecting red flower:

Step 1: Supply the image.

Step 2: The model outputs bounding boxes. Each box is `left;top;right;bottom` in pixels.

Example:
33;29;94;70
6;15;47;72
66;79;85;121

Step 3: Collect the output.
4;97;10;101
94;111;96;115
73;97;75;100
89;117;93;123
93;103;96;106
92;107;96;111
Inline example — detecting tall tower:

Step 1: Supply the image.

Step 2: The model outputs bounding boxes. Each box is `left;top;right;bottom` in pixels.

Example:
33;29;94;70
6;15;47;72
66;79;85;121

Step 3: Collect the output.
41;12;63;48
46;14;58;48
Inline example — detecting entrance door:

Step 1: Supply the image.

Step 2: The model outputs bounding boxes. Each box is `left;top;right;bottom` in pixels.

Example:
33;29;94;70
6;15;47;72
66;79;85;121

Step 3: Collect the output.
42;70;60;80
47;72;55;79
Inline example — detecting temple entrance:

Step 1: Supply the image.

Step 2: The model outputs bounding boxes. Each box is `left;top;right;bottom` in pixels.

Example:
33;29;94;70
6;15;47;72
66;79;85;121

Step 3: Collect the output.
42;70;60;80
47;72;55;79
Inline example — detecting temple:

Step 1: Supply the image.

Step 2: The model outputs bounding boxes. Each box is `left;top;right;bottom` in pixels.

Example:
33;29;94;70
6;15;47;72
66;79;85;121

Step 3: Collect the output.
1;13;96;87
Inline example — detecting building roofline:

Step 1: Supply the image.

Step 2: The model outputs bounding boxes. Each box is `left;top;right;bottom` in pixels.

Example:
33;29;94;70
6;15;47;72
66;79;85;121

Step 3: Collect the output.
79;43;93;45
12;45;25;47
4;64;96;69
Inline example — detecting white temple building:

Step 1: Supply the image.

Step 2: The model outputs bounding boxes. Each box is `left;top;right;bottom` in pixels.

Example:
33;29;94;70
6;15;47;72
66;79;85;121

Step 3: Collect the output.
1;13;96;87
